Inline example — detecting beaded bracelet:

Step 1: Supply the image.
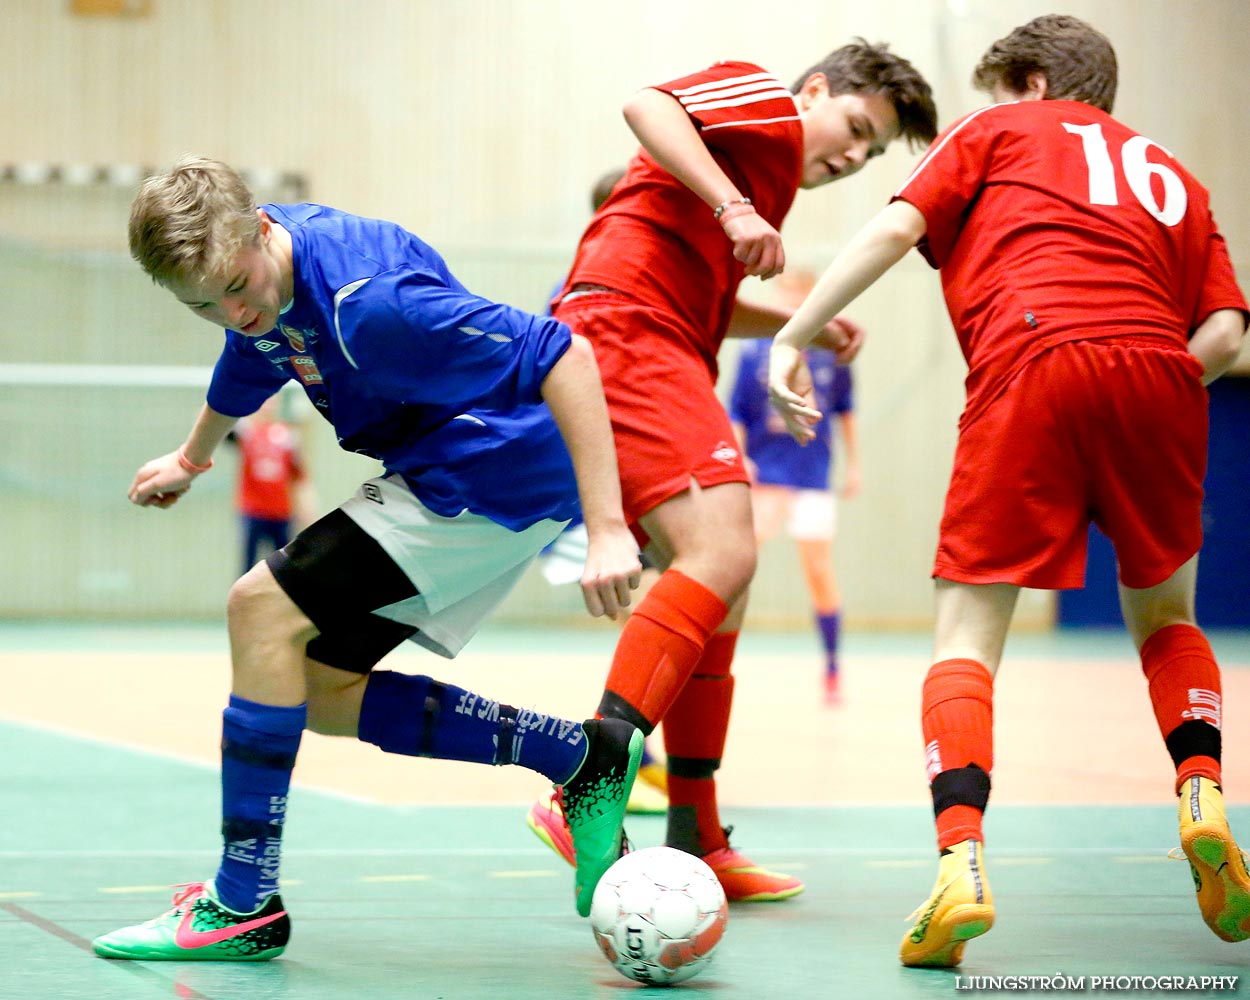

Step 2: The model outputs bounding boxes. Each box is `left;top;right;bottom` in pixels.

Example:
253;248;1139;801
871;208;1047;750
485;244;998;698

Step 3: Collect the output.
713;197;752;220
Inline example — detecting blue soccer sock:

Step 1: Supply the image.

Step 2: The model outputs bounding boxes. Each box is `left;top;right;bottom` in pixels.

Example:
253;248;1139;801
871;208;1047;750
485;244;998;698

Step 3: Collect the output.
215;695;306;914
817;611;840;676
358;670;588;784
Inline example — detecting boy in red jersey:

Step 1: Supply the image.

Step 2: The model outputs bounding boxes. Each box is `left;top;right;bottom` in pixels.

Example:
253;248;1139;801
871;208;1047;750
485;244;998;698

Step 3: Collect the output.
527;41;937;901
769;15;1248;965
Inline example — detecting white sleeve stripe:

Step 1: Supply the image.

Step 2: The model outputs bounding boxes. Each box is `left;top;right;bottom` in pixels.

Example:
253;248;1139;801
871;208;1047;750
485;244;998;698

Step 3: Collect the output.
678;79;785;105
684;89;797;114
333;277;371;369
700;114;801;132
894;104;1001;198
671;71;776;97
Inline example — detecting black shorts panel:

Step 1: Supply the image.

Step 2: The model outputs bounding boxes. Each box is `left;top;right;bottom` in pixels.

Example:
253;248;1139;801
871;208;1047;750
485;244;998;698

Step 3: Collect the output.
266;508;420;674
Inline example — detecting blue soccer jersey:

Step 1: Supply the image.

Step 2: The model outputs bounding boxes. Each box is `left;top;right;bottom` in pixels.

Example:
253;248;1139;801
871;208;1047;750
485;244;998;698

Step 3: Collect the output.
206;204;579;531
728;339;852;490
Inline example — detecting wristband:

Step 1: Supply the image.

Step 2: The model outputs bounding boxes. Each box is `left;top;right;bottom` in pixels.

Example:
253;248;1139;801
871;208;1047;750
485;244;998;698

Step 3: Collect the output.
713;196;752;220
177;446;213;474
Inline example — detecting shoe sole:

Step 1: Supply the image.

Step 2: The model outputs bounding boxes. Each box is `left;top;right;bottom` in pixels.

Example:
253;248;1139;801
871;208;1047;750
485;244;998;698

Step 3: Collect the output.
900;905;995;968
93;940;285;962
726;883;806;903
1182;823;1250;942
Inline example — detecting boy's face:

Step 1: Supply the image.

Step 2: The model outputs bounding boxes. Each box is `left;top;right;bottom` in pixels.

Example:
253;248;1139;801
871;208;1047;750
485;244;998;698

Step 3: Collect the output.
796;74;901;189
167;212;291;337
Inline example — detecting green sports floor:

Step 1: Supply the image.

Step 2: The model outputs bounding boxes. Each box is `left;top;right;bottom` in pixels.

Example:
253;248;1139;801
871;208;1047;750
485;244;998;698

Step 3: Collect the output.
3;624;1248;999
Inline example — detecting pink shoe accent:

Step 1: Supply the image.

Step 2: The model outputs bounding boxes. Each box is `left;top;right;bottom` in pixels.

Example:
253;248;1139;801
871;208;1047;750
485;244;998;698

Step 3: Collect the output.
170;884;288;950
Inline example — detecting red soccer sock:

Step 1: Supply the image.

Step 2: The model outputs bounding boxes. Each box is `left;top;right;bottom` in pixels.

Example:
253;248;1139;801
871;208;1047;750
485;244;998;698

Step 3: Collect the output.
598;570;728;732
922;658;994;850
1140;623;1223;791
663;631;738;856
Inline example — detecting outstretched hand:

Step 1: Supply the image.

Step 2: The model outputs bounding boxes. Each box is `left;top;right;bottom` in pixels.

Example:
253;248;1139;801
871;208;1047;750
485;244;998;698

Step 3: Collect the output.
768;344;822;444
128;451;196;508
581;524;644;619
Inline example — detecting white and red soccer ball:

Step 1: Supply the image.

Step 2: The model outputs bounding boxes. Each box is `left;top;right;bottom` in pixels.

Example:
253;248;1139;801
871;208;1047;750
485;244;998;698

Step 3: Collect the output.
589;845;729;985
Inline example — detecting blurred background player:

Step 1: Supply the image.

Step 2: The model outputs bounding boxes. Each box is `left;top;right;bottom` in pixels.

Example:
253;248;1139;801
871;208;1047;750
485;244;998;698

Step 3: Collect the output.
769;15;1248;967
729;270;860;704
528;42;937;902
226;390;315;575
92;156;645;962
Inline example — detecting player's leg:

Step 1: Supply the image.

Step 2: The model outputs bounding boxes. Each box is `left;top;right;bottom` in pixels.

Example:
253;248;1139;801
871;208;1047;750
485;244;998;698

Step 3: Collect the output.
94;558;314;962
284;478;642;917
1090;340;1245;941
1120;558;1250;942
900;579;1017;967
790;489;841;701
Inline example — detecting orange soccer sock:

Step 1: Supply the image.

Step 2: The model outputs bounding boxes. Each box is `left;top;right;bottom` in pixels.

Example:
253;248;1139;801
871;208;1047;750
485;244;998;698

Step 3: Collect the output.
1140;623;1223;791
597;570;728;734
922;658;994;850
663;631;738;856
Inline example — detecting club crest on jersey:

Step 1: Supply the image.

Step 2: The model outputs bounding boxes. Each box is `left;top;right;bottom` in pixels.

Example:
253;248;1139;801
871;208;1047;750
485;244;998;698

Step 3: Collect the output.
291;356;323;385
711;441;739;465
279;325;309;353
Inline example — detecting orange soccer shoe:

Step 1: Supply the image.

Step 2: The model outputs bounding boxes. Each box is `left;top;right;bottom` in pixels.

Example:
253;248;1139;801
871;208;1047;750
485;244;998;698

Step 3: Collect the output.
701;839;805;902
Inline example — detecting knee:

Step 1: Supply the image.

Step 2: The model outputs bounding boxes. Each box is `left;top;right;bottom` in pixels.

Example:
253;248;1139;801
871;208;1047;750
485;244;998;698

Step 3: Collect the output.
228;564;315;644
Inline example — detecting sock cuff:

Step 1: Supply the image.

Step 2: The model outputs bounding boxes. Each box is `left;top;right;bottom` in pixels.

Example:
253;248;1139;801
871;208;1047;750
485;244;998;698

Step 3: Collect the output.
225;694;307;737
924;658;994;706
632;570;728;645
1141;623;1214;680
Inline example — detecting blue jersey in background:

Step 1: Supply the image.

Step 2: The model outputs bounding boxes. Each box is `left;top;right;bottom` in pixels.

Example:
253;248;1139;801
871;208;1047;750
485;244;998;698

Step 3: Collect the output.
728;339;853;490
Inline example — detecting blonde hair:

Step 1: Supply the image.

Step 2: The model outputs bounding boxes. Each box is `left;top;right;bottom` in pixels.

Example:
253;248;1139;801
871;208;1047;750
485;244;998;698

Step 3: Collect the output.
128;155;260;286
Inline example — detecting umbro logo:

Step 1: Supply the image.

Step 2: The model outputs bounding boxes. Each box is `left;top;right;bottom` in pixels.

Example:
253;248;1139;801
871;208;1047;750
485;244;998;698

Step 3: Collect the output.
254;340;281;352
362;483;384;505
711;441;739;465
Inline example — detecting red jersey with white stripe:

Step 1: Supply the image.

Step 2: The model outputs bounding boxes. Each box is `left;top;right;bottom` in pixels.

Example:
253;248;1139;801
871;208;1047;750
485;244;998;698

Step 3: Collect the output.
894;99;1247;423
561;61;803;368
235;418;304;520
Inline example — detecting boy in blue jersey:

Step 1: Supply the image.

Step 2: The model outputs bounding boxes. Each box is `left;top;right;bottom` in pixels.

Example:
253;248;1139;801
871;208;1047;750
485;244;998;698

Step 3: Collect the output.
92;156;644;962
729;311;859;703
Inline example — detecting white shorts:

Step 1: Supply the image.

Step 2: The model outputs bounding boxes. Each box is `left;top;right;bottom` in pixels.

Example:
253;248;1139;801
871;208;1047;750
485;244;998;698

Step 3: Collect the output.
751;484;837;542
338;473;567;658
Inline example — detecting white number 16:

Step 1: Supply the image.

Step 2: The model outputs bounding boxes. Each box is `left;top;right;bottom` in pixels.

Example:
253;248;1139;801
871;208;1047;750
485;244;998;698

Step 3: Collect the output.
1062;122;1187;226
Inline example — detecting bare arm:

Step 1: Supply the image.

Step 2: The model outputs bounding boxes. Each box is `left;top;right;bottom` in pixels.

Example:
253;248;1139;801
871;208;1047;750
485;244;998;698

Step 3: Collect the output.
128;403;239;508
623;87;784;279
769;201;926;441
1189;308;1248;384
541;334;642;618
728;298;866;362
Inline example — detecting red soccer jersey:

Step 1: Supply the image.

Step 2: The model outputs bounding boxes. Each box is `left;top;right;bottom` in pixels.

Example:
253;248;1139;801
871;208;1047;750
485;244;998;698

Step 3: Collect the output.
562;61;804;368
235;419;303;520
894;100;1247;422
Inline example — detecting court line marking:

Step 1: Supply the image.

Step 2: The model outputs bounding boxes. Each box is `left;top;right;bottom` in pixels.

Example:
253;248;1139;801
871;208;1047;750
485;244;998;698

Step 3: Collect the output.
0;846;1176;858
0;901;217;1000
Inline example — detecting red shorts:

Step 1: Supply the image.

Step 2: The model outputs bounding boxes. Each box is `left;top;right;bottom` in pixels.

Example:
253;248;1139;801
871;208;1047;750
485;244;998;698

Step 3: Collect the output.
554;293;748;534
935;339;1207;590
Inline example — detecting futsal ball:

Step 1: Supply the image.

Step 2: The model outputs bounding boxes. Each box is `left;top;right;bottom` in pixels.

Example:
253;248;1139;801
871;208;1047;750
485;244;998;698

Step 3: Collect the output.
589;845;728;985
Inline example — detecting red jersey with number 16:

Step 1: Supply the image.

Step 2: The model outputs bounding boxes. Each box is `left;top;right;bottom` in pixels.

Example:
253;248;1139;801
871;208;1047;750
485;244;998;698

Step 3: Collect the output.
893;100;1247;424
560;61;804;370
